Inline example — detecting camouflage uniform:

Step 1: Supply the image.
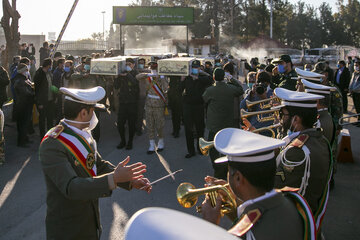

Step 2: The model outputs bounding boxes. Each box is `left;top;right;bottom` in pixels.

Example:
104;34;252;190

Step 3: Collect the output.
136;73;168;146
272;69;298;91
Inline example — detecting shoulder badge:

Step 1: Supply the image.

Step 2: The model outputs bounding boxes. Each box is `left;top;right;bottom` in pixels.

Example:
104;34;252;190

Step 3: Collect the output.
290;134;309;148
48;125;64;139
275;186;300;193
228;209;261;237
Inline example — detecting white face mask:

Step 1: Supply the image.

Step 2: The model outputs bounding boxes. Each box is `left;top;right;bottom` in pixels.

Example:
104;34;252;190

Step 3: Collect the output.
355;66;359;72
65;111;98;131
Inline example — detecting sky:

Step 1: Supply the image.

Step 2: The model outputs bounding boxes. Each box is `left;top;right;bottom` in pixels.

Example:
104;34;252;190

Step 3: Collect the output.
0;0;338;41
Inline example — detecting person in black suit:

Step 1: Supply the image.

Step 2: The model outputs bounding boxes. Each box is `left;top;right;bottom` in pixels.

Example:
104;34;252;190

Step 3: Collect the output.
334;60;351;113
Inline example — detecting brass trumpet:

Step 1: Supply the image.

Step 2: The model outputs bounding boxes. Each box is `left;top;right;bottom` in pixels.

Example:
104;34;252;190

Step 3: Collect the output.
241;108;279;123
252;123;281;138
176;182;237;215
246;97;280;110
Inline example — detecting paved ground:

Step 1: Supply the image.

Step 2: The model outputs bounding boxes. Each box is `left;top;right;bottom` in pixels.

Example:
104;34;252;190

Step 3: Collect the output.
0;97;360;240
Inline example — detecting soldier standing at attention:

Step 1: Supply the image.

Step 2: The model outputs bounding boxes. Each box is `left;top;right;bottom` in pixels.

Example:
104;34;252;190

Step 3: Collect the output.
201;129;316;240
180;60;213;158
136;62;168;154
39;86;151;240
273;88;332;237
271;55;298;90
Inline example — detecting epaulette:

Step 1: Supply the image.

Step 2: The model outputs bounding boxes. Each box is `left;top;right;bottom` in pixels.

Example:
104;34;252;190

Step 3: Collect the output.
48;125;64;139
275;186;300;193
290;134;309;148
228;209;261;237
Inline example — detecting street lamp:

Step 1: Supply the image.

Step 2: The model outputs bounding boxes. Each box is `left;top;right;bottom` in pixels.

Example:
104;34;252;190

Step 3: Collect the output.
101;11;106;41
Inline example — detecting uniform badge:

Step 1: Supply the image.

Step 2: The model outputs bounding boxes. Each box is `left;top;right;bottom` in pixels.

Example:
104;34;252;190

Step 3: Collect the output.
276;171;286;181
74;160;80;166
86;153;95;170
49;125;64;139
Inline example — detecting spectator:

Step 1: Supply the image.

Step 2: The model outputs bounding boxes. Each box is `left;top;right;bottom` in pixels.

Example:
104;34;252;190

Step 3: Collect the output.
349;59;360;123
19;43;35;58
53;58;65;123
63;60;74;88
39;41;50;65
13;64;34;147
34;58;55;138
52;52;63;72
29;55;37;80
0;66;10;108
334;60;351;113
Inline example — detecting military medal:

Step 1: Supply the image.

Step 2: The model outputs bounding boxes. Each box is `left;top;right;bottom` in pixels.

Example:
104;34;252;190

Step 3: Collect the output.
86;153;95;170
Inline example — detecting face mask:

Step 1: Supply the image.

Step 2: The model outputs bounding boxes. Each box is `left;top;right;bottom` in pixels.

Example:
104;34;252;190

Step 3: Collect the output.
84;65;90;71
215;63;221;67
225;72;232;79
278;64;286;73
84;112;98;132
126;66;132;72
151;70;157;75
138;64;144;69
248;83;254;89
337;64;340;69
192;68;199;75
286;116;297;136
65;111;98;131
306;68;311;71
64;67;71;73
27;64;31;70
355;66;359;72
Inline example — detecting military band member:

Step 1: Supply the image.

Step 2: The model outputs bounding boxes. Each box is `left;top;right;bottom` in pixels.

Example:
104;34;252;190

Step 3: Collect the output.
302;79;336;145
273;88;332;236
201;129;316;240
39;86;151;240
136;62;168;154
271;55;298;91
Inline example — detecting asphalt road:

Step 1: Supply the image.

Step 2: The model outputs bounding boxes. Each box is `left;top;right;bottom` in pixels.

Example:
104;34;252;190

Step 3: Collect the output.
1;99;360;240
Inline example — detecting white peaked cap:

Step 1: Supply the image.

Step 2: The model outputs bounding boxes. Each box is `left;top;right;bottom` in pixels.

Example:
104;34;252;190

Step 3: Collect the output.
125;207;238;240
60;86;106;109
274;87;324;108
301;79;336;95
213;128;285;163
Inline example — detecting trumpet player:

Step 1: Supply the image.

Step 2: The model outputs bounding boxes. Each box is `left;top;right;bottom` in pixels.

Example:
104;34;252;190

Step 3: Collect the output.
201;128;316;240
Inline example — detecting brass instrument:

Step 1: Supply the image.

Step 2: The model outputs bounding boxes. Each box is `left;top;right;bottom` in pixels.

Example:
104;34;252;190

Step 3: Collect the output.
338;114;360;126
176;182;237;215
241;108;279;123
199;138;214;156
252;123;281;138
246;97;281;110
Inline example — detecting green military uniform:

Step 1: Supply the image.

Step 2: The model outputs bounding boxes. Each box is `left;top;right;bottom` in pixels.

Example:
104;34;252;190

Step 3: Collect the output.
318;109;335;145
39;123;131;240
272;69;298;91
329;84;343;129
229;190;306;240
275;128;331;214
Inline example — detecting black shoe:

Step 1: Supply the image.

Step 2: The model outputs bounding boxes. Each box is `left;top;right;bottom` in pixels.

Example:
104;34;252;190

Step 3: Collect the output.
147;150;155;154
126;142;133;150
157;148;164;152
116;141;126;149
185;153;195;158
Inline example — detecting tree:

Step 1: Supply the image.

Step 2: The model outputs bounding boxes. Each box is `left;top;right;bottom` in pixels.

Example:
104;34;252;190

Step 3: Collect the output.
1;0;21;70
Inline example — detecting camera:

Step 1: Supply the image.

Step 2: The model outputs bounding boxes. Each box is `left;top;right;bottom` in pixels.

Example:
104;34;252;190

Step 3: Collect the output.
255;83;267;95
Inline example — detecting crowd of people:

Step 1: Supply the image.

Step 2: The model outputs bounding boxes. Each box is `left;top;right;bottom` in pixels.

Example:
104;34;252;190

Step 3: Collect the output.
1;40;360;239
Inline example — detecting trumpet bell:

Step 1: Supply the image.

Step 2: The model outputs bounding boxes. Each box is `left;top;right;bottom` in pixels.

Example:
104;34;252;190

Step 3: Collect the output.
199;138;214;156
176;183;198;208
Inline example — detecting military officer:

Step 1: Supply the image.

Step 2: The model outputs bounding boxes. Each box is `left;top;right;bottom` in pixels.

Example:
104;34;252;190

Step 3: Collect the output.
39;86;151;240
168;74;183;138
136;62;168;154
273;88;332;236
302;79;336;145
271;55;298;90
201;129;316;240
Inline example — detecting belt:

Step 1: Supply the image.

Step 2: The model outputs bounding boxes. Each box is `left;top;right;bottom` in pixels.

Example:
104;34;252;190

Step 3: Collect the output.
147;94;160;99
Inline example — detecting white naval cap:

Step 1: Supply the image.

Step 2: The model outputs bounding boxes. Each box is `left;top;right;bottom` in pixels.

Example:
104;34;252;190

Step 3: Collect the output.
295;67;325;82
274;87;324;108
60;86;106;109
301;79;336;95
213;128;286;164
125;207;238;240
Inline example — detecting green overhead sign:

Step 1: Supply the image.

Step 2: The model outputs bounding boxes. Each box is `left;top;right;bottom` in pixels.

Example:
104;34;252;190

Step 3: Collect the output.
113;6;194;25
